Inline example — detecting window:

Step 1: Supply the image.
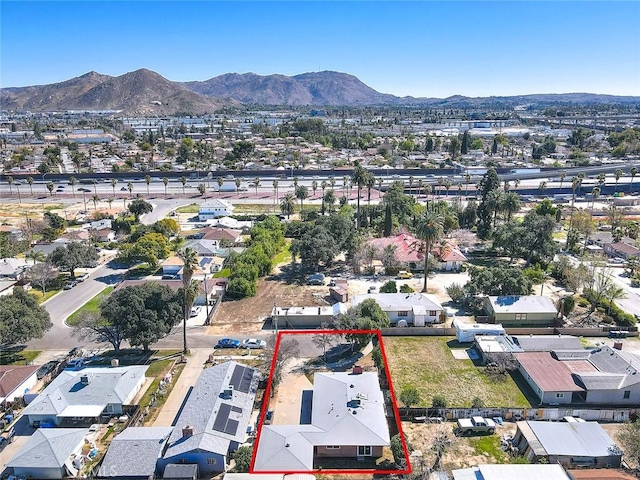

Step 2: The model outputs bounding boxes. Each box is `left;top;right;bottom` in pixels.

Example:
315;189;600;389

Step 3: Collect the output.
398;311;408;317
207;458;217;465
555;393;564;398
515;313;527;321
325;446;341;450
624;391;631;399
429;311;437;316
358;446;372;456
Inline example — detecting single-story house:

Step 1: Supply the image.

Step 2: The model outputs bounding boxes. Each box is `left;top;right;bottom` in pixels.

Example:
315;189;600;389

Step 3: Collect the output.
161;256;184;276
158;361;259;475
0;279;18;297
0;257;29;279
97;426;174;479
431;242;468;271
205;216;252;231
201;227;243;244
198;199;234;221
253;368;391;472
6;428;90;479
351;293;443;326
452;464;571;480
197;255;225;274
23;366;148;427
603;242;640;259
366;233;423;270
512;421;622;468
91;227;116;243
183;239;221;256
31;238;72;257
517;345;640;406
0;365;39;407
271;304;347;329
89;219;113;230
483;296;558;327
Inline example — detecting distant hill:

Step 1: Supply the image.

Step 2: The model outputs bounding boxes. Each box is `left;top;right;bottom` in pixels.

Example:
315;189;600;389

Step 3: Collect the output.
0;69;223;114
2;68;639;111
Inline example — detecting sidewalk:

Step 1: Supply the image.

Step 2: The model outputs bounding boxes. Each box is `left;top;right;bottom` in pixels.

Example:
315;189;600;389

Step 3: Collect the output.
152;348;211;427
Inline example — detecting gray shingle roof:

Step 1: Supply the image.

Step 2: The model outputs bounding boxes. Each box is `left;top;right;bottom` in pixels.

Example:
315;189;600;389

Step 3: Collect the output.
23;366;148;418
163;361;259;459
512;335;583;352
7;428;88;469
97;426;173;478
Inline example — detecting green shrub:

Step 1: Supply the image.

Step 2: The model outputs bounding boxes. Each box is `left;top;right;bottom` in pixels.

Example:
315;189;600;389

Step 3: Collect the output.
561;295;575;315
432;395;448;408
380;281;398;293
578;298;590;308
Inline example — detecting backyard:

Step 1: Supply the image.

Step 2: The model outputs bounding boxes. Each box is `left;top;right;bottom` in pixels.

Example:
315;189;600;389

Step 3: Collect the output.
384;337;531;408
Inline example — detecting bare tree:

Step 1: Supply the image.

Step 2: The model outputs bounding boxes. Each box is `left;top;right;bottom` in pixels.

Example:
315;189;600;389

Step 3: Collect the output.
28;262;57;296
262;335;300;393
72;311;125;353
484;352;518;381
312;322;336;363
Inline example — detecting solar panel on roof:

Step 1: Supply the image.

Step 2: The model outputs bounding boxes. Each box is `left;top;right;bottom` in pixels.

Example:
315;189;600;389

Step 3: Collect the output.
229;365;244;390
199;258;209;268
231;406;243;414
225;419;239;435
212;403;231;433
239;367;254;393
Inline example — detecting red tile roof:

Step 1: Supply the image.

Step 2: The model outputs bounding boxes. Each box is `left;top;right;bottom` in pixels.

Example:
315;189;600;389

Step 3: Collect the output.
367;233;423;263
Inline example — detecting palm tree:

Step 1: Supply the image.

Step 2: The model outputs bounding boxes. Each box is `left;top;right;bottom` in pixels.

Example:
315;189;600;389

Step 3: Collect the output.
6;176;13;196
424;184;433;208
630;167;638;193
145;175;151;196
295;185;309;211
559;171;567;191
91;195;100;211
293;176;299;192
163;177;169;197
591;186;601;211
605;284;626;316
217;177;224;194
280;193;296;219
127;182;133;197
177;247;198;354
365;173;375;223
417;179;424;198
320;180;327;213
329;177;336;191
198;183;206;197
46;182;54;196
615;169;623;192
437;177;444;198
27;249;45;265
180;176;187;196
351;162;368;229
569;176;581;228
107;198;113;211
324;189;336;213
415;211;444;293
444;179;452;198
26;176;34;196
464;173;471;196
538;181;548;197
235;178;241;196
69;176;77;197
111;178;118;197
253;177;260;196
342;175;349;199
272;179;279;206
486;189;503;227
513;178;521;191
503;192;521;221
311;180;318;199
15;182;22;203
408;175;414;196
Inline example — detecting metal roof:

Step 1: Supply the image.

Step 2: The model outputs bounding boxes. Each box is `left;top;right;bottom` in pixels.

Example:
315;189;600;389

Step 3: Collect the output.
98;426;173;478
351;293;442;312
516;352;584;392
453;464;570;480
487;295;557;314
512;335;583;352
523;421;620;457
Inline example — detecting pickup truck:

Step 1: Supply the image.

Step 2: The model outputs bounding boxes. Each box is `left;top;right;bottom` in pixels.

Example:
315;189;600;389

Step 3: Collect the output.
456;416;496;435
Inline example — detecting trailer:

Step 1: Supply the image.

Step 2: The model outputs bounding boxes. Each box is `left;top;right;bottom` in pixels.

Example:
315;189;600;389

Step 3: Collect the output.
454;319;506;343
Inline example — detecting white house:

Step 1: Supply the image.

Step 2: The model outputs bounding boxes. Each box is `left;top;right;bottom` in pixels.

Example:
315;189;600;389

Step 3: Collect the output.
351;293;443;326
0;365;39;406
6;428;90;479
23;366;148;427
198;199;234;221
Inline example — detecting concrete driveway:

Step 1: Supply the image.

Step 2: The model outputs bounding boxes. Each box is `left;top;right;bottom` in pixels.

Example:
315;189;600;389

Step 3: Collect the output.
270;358;313;426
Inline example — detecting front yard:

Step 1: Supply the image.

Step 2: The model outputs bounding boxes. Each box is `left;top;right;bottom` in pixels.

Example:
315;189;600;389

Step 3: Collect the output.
384;337;531;408
66;286;115;326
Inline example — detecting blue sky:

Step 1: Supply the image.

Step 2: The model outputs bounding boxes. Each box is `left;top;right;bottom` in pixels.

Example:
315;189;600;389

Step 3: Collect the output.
1;1;639;97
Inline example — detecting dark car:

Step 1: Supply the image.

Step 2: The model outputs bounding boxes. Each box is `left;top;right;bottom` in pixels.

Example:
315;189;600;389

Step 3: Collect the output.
216;338;241;349
78;187;91;192
36;361;58;380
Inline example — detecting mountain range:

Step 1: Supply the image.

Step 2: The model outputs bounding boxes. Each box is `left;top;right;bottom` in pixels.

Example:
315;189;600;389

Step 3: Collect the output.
2;68;639;114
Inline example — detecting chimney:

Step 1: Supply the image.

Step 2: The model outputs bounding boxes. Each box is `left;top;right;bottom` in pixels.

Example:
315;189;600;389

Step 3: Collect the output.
80;375;90;385
182;426;193;438
352;365;363;375
111;358;119;367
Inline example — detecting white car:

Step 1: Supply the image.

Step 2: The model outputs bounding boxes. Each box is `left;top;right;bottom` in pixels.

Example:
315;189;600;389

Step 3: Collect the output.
242;338;266;349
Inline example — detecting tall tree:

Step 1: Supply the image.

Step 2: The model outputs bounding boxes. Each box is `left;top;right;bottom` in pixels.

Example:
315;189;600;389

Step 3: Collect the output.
163;177;169;197
145;175;151;196
111;178;118;197
0;287;52;347
351;161;368;229
415;211;444;293
48;242;98;279
128;198;153;222
26;176;34;196
177;247;198;353
280;193;296;219
295;185;309;211
630;167;638;193
69;176;77;197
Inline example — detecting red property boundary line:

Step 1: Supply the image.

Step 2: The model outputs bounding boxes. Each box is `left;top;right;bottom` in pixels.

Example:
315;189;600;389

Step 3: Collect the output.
249;329;412;476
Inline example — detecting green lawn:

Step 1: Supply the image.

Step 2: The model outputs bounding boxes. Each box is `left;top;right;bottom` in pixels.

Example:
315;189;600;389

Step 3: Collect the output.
384;337;531;408
30;288;61;304
212;268;231;278
272;242;292;266
66;286;114;327
175;203;200;213
0;349;41;365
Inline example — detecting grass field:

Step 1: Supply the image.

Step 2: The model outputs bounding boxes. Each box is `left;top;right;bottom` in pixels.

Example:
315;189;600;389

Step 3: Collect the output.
272;242;292;266
384;337;531;408
30;288;61;304
175;203;200;214
66;286;114;327
0;350;41;365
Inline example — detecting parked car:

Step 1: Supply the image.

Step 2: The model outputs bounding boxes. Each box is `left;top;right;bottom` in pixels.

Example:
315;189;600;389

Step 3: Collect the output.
162;274;178;280
216;338;241;349
36;361;58;380
190;306;202;317
78;187;91;192
77;273;89;282
398;270;414;279
264;409;274;425
63;281;77;290
455;416;496;435
368;286;378;294
121;186;127;191
65;358;84;370
242;338;266;349
307;273;325;285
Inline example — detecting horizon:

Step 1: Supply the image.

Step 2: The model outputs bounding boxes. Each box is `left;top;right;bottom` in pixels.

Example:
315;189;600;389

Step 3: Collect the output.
1;1;639;97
